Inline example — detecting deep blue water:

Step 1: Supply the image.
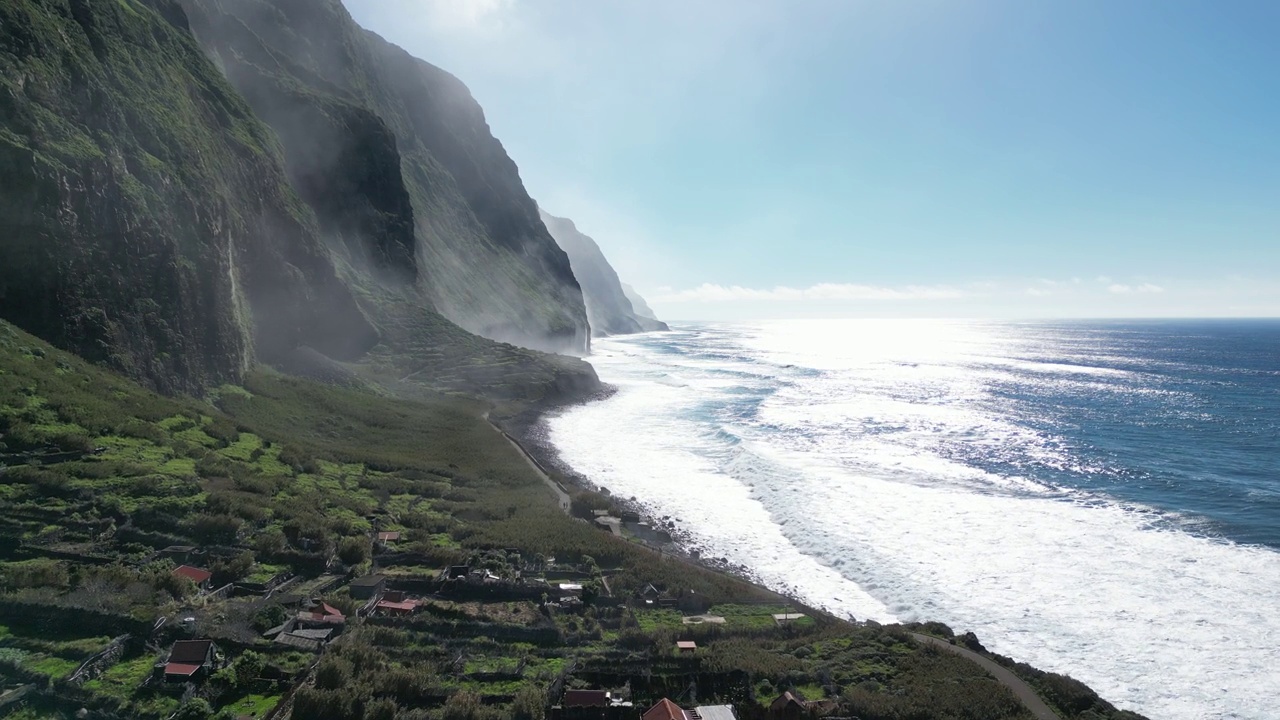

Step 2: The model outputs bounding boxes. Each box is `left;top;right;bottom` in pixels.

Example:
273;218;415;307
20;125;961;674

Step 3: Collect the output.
970;319;1280;547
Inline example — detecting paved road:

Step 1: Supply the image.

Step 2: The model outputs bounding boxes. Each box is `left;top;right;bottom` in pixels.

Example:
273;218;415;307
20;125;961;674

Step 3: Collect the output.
909;633;1060;720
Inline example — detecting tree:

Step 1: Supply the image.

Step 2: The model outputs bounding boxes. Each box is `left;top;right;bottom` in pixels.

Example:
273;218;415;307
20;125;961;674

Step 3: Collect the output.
443;689;483;720
233;650;266;686
512;685;547;720
364;697;398;720
338;536;370;566
173;698;214;720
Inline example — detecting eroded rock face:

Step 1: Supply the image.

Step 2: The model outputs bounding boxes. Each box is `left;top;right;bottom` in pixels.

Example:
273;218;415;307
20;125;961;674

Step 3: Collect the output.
0;0;375;394
540;209;670;337
181;0;591;356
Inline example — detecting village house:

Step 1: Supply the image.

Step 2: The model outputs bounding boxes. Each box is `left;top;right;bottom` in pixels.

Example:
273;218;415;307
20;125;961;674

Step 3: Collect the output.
768;692;810;720
296;600;345;629
348;574;386;600
275;627;333;651
639;583;663;605
691;706;738;720
161;639;217;683
375;598;419;616
172;565;212;592
643;698;691;720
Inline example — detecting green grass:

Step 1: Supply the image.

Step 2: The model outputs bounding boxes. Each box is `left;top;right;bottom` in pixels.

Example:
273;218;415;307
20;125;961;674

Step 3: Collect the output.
27;654;79;679
633;609;685;632
222;693;281;718
82;654;156;699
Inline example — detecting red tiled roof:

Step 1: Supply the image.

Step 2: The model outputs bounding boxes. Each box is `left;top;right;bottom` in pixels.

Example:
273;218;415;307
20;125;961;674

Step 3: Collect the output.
563;689;609;707
376;600;417;613
164;662;201;676
173;565;212;584
377;531;400;541
319;603;344;618
643;699;688;720
676;641;697;650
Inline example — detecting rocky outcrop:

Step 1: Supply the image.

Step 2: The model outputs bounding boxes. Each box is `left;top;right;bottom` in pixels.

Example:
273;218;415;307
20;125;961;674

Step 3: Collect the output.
180;0;591;355
621;283;670;333
0;0;376;394
540;209;669;336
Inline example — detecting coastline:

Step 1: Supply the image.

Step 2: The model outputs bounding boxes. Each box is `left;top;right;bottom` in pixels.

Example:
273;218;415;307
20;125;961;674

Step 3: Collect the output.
496;351;1153;720
495;384;803;607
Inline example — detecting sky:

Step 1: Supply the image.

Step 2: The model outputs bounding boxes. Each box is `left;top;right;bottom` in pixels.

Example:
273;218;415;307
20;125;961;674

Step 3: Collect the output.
341;0;1280;320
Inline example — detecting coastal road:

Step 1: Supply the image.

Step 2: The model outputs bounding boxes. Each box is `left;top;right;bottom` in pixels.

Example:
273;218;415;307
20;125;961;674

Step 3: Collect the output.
909;633;1061;720
485;415;572;512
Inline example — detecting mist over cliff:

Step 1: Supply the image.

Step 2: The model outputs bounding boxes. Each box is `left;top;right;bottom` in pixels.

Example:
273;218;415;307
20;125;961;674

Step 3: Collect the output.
539;208;668;337
0;0;599;403
180;0;591;357
621;283;670;333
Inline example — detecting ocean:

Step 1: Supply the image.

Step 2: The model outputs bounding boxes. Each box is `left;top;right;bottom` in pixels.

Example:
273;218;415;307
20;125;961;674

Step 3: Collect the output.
545;319;1280;720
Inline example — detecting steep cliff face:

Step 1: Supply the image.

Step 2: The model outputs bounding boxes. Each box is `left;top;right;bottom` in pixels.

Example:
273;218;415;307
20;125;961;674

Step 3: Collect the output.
621;283;670;332
540;209;669;336
0;0;377;394
180;0;591;355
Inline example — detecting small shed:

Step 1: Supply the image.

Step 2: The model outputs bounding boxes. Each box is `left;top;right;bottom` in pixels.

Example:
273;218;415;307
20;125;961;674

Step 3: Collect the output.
349;574;386;600
562;689;610;708
676;640;697;653
376;531;401;543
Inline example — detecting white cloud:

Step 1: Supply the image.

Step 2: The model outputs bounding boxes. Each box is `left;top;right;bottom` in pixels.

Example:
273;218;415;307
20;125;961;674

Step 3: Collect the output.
418;0;513;32
653;283;966;304
1108;283;1165;295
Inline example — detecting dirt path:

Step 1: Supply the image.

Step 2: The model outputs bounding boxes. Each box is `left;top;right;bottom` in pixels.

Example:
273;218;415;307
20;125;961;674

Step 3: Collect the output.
486;415;572;512
909;633;1060;719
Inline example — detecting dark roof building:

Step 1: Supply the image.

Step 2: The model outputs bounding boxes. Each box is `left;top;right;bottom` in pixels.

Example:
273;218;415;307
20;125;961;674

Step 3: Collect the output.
562;689;610;708
349;574;386;600
164;639;216;681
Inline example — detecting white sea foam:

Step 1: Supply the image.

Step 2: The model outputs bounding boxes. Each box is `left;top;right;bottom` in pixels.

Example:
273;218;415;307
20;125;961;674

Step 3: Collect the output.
547;322;1280;720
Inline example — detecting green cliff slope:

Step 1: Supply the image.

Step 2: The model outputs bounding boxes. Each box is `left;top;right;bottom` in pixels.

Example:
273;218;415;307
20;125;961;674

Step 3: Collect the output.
0;0;377;394
0;0;599;403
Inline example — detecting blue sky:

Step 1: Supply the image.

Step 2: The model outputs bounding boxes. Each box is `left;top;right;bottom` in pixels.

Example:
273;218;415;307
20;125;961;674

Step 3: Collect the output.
342;0;1280;320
